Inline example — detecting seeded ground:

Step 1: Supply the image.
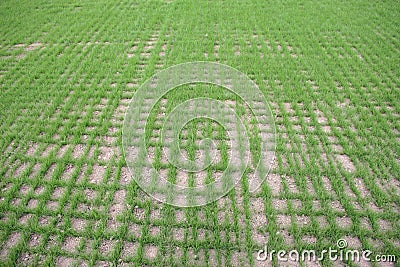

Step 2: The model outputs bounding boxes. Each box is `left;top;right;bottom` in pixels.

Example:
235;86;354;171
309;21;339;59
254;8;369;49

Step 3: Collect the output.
0;0;399;266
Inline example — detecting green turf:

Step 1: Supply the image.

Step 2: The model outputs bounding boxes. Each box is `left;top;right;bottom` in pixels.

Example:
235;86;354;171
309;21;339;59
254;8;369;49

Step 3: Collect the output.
0;0;399;266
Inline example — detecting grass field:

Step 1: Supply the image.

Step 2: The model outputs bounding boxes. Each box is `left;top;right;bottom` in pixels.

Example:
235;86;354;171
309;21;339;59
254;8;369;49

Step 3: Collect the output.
0;0;399;266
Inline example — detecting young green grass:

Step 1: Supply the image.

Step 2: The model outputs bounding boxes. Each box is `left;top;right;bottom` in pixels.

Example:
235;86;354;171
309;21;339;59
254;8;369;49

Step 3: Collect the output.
1;0;399;266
